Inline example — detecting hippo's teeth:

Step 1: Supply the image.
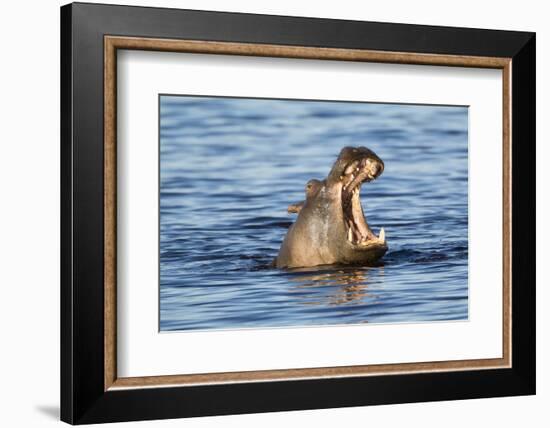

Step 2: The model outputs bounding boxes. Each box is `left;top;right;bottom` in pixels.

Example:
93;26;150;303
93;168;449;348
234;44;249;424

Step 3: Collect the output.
379;227;386;242
347;227;353;242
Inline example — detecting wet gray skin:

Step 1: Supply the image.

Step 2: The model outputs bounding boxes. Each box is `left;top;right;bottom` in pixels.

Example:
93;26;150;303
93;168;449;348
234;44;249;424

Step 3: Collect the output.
276;146;387;269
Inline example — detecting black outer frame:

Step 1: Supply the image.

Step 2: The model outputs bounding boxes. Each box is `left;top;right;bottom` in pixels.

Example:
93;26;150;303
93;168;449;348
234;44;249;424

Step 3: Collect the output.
60;2;535;424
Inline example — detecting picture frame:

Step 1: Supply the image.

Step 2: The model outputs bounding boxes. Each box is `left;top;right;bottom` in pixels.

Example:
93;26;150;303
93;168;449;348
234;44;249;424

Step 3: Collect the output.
60;2;535;424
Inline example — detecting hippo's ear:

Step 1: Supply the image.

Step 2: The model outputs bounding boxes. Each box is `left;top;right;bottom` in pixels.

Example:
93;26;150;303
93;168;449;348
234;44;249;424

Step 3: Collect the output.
287;200;305;214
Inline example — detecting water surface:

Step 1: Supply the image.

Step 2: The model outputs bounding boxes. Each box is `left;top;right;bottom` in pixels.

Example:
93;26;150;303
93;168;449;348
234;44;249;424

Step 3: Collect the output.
160;95;469;331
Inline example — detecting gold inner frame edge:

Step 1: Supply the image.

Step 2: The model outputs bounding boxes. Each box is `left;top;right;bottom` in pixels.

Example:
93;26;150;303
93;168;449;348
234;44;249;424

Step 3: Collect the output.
104;36;512;391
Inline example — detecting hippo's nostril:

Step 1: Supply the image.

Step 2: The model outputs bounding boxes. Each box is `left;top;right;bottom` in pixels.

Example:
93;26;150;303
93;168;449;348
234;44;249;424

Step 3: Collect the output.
375;161;384;176
365;158;383;177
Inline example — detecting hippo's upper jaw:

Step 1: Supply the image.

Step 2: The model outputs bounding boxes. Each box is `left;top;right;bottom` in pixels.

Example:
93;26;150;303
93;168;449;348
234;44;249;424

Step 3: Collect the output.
276;146;388;269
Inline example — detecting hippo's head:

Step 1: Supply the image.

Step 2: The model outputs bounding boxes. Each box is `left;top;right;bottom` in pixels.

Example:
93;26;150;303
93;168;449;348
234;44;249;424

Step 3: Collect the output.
276;146;387;269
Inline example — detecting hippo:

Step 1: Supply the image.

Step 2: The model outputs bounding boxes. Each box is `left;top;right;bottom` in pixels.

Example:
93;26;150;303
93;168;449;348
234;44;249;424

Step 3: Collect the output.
275;146;387;269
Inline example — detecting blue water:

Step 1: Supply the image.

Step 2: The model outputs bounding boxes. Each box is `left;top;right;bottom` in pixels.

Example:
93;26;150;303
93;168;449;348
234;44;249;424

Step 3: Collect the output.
159;95;469;331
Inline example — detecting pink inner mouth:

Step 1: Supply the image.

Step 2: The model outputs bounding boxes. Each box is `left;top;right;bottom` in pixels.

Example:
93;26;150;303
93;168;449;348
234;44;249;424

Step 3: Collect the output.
340;158;386;246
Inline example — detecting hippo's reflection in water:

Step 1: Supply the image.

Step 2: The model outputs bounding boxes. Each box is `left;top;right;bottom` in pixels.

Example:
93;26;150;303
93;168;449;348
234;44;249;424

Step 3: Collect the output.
286;266;385;308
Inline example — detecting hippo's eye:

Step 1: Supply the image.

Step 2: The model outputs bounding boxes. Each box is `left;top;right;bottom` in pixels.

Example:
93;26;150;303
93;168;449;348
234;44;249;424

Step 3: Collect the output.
306;179;321;193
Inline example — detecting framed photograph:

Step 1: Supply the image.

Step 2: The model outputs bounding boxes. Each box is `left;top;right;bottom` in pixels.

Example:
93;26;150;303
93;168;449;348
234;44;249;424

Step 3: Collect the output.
60;2;535;424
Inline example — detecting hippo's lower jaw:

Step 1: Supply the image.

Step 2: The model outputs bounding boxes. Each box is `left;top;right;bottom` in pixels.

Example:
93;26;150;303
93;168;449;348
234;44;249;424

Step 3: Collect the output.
276;146;388;269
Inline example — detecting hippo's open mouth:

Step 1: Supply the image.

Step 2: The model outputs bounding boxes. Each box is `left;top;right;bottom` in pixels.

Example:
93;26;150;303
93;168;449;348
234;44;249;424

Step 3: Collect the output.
340;157;386;247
